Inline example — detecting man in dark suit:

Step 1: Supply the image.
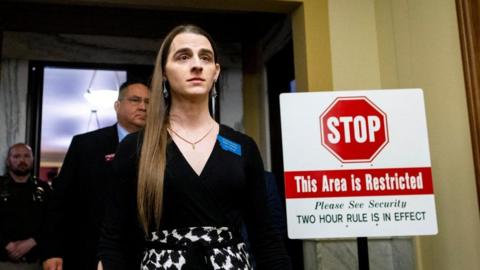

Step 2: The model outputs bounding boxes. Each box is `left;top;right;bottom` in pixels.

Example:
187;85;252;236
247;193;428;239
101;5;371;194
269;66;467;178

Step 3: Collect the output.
41;81;150;270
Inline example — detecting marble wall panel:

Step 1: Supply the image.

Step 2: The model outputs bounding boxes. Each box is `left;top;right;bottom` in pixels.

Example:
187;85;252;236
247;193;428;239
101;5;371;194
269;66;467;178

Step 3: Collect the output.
303;238;414;270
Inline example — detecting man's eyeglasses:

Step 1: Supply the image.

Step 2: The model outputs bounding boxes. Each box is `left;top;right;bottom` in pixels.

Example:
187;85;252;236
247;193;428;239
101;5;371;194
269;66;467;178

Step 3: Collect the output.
120;96;150;106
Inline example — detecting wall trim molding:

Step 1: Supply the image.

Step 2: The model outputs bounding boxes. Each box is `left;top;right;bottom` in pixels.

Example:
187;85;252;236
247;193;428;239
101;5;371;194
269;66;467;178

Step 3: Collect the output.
456;0;480;210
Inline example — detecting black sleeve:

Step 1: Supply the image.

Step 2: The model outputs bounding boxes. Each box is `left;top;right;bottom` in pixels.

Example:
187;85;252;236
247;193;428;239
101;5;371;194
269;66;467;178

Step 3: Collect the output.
243;137;292;270
98;134;143;270
40;135;81;260
264;172;287;238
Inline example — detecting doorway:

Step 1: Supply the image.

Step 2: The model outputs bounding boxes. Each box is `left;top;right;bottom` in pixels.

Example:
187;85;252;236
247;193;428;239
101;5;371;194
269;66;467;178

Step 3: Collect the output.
266;40;304;270
26;61;153;178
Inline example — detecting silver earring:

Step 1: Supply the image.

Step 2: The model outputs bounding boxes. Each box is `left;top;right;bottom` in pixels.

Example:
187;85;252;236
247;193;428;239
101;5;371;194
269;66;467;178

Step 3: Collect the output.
211;81;217;117
212;84;218;98
163;80;168;98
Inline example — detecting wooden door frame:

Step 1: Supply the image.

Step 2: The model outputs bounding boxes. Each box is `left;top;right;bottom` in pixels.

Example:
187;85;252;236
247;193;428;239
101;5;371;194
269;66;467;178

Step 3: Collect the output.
456;0;480;209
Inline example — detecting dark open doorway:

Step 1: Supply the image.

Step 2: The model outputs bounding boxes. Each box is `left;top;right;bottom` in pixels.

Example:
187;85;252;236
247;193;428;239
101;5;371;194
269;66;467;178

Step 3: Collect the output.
26;61;153;177
266;40;304;269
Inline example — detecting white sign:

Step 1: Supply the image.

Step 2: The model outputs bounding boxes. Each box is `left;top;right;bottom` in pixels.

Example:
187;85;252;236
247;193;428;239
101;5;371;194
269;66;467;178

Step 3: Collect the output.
279;89;438;239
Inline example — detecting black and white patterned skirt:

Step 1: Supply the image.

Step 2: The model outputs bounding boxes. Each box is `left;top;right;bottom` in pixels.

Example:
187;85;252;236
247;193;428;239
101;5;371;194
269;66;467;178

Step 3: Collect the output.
141;226;253;270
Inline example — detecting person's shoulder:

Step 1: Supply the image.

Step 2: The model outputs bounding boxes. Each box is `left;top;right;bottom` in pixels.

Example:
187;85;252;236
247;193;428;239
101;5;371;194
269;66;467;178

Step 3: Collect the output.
120;130;143;151
74;125;116;140
0;175;9;184
219;124;252;144
112;131;142;178
115;130;143;162
218;124;258;158
69;125;117;148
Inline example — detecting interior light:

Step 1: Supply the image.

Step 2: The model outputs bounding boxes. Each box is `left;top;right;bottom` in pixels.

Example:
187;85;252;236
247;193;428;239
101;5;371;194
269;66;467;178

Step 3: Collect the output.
83;89;117;109
83;70;120;109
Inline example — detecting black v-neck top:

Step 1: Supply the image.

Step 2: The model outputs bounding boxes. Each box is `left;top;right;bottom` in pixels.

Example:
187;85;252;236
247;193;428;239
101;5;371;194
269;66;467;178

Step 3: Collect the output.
99;125;291;270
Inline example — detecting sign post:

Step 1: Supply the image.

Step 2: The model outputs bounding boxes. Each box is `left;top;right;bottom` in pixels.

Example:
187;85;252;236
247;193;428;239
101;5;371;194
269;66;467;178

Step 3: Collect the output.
279;89;437;267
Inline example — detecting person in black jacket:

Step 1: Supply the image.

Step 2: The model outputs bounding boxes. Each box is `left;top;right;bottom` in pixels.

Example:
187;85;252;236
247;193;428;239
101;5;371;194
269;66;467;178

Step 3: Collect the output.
0;143;51;270
98;24;292;270
41;81;150;270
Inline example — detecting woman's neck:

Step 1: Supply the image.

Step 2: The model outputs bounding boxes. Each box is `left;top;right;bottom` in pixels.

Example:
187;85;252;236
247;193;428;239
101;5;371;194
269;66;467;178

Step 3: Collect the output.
169;96;215;130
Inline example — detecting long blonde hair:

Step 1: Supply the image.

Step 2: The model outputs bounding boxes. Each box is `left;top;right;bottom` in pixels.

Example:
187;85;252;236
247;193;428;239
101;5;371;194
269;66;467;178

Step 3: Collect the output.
137;24;219;234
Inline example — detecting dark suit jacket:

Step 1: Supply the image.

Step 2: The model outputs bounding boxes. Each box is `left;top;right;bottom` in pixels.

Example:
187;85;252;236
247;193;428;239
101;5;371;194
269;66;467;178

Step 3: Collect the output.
41;125;119;270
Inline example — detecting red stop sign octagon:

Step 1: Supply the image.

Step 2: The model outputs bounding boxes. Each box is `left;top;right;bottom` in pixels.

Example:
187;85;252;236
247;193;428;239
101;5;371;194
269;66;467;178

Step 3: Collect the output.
320;96;389;163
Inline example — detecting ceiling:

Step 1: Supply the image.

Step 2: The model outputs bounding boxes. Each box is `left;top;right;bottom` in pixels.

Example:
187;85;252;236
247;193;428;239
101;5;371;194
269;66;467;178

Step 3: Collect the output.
2;0;301;13
0;0;295;42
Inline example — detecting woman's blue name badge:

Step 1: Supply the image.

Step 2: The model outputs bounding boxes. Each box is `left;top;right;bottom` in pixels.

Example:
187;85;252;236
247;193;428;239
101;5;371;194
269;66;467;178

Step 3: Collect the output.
217;135;242;156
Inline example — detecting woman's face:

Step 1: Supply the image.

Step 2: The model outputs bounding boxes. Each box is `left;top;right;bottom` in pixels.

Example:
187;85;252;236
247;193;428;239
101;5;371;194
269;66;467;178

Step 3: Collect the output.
164;32;220;99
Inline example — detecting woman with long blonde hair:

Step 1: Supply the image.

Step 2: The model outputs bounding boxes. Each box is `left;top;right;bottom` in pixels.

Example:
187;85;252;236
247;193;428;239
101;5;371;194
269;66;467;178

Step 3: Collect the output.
98;24;291;270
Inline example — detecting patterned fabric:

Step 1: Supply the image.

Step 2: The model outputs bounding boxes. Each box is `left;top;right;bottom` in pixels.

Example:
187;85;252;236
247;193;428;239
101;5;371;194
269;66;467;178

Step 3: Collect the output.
141;227;253;270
